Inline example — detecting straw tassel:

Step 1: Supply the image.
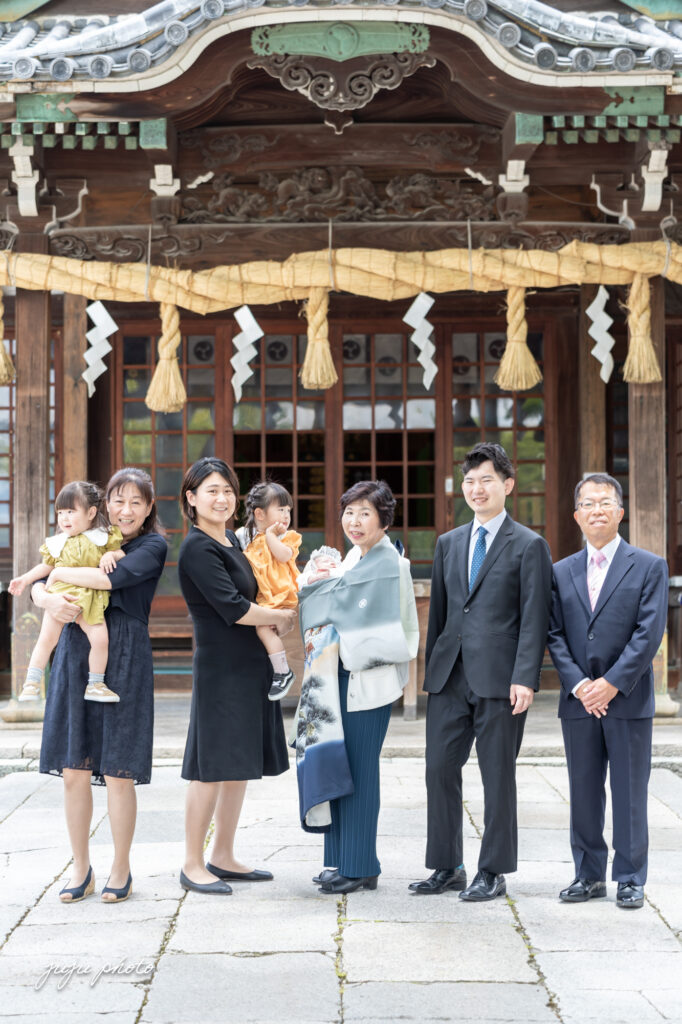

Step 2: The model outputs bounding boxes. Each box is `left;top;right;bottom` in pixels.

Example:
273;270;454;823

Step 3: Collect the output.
494;286;542;392
145;303;186;413
623;273;662;383
300;288;338;390
0;294;16;385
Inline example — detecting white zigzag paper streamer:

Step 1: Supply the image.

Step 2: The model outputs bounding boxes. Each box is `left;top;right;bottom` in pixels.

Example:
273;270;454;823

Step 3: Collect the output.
82;301;118;398
231;304;263;403
403;292;437;390
585;285;615;384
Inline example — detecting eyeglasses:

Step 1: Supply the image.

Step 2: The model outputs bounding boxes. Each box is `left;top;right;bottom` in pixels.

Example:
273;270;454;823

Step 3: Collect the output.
576;499;621;511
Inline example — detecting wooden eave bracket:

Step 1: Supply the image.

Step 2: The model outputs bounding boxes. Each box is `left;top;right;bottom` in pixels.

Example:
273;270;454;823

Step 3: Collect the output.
640;142;671;213
150;164;180;198
498;114;543;195
9;139;40;217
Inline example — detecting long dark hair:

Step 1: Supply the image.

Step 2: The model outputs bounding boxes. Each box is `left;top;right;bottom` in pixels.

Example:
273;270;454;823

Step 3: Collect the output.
55;480;107;530
106;467;165;536
180;457;240;524
243;480;293;543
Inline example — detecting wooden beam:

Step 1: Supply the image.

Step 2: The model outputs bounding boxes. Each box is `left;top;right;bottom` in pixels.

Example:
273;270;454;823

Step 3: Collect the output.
627;275;677;715
578;284;606;477
62;293;88;483
2;234;50;721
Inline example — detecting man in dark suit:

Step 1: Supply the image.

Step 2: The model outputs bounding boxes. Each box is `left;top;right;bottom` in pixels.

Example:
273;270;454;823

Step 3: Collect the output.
410;443;552;900
548;473;667;910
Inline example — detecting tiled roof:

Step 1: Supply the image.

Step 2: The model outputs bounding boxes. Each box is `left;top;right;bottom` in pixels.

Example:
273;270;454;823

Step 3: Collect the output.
0;0;681;84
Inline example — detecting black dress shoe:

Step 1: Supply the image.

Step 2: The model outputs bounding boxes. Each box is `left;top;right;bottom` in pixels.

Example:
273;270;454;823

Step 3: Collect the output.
180;870;232;895
206;862;273;882
313;869;339;885
459;870;506;902
559;878;607;903
319;874;378;894
409;868;467;895
617;881;644;909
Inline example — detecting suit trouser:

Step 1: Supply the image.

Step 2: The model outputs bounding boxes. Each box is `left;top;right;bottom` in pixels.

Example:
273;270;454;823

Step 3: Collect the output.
425;658;526;875
324;666;392;878
561;714;652;885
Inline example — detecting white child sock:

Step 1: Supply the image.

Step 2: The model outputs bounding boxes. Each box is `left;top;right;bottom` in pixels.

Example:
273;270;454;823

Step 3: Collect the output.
269;652;289;675
25;667;42;686
88;672;105;685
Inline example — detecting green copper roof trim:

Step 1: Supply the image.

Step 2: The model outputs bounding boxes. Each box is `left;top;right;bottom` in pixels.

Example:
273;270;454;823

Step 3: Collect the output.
15;94;77;123
251;22;430;62
601;87;665;117
618;1;681;17
2;0;51;22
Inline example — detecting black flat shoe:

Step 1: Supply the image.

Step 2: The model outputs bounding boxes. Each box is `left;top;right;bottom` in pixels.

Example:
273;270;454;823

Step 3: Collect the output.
313;869;339;885
268;669;295;701
59;866;95;904
319;874;378;894
409;867;467;895
617;881;644;909
101;873;133;904
560;877;607;903
180;869;232;895
206;863;273;882
459;870;506;902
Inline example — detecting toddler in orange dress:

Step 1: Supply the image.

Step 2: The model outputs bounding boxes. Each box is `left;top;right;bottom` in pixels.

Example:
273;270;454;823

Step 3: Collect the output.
237;481;301;701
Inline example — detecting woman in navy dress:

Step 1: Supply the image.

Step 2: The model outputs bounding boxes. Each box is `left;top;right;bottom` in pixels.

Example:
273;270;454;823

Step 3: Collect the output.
35;468;166;904
177;458;296;895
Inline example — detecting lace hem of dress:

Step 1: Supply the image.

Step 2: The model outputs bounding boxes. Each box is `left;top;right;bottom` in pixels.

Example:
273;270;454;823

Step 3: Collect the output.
41;763;149;786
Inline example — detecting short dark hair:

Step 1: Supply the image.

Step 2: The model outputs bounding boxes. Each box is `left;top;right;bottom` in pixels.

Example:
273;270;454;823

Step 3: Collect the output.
243;480;294;543
574;473;623;509
461;443;514;481
106;467;165;536
339;480;396;529
56;480;107;530
180;457;240;524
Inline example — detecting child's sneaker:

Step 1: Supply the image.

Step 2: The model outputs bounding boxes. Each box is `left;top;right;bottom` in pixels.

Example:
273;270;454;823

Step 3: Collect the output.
84;681;120;703
268;669;295;702
18;680;41;701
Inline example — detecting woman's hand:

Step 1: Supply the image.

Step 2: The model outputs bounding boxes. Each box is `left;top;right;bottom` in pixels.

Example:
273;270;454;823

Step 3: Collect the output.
306;569;330;584
274;608;297;637
31;584;82;623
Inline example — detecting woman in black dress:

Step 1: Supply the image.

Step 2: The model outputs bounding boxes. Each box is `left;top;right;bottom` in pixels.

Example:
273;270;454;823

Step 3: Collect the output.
178;458;296;895
35;467;167;904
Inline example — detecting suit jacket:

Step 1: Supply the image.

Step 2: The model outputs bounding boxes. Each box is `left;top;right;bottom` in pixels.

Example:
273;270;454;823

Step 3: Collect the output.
424;515;552;698
548;539;668;720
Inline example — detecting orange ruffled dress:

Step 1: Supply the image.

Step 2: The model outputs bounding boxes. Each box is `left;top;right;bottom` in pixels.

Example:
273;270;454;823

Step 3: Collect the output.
40;526;123;625
243;530;302;610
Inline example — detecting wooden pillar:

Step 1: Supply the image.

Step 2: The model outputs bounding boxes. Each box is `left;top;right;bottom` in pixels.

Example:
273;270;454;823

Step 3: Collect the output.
578;284;606;476
62;293;88;482
628;275;678;715
2;236;51;722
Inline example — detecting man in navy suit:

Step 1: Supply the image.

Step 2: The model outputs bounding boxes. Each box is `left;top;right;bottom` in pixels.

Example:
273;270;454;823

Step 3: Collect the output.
548;473;668;910
410;443;552;900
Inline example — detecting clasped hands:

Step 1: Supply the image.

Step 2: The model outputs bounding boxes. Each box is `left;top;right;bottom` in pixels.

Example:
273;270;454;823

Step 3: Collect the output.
575;677;618;718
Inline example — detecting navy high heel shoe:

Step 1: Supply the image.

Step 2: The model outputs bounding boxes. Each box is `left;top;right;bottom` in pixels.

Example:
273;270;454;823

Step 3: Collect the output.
59;866;95;903
101;873;133;903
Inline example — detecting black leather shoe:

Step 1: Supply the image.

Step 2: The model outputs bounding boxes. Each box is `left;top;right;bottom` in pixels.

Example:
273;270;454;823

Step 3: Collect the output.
206;863;273;882
313;869;339;885
559;878;607;903
319;874;378;894
180;870;232;895
617;881;644;909
409;867;467;895
459;870;506;902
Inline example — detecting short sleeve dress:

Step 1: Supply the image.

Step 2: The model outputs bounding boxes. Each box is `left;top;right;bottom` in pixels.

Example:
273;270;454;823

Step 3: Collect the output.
242;530;302;610
39;526;123;625
178;526;289;782
39;532;167;786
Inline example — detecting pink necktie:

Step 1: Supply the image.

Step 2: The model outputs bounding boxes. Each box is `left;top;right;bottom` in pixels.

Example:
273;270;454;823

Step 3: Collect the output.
587;551;607;610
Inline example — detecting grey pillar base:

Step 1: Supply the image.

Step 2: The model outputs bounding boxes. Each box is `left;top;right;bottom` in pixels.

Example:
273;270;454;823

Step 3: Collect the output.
1;698;45;723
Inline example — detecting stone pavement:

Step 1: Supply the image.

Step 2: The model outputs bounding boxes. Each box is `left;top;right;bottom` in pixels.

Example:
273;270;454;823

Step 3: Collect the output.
1;695;682;1023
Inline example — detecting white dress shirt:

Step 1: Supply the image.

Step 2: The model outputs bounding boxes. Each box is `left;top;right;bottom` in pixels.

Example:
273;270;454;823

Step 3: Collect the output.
572;533;621;696
467;509;508;580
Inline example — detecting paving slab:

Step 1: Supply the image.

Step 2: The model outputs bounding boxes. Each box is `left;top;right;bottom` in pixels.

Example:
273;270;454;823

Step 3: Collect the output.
343;981;557;1022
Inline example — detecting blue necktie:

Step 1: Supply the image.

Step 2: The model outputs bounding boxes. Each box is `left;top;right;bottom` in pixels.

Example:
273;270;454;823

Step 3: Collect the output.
469;526;488;591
